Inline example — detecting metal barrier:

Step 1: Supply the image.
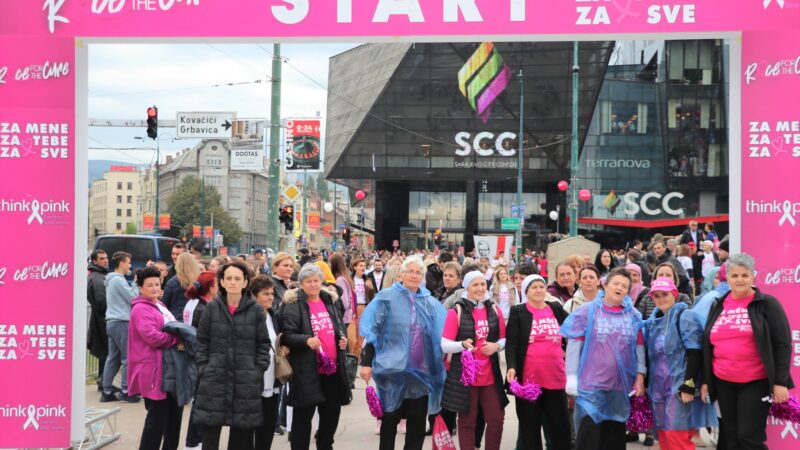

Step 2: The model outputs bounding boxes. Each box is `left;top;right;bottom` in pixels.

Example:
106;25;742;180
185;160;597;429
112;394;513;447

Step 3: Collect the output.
72;407;122;450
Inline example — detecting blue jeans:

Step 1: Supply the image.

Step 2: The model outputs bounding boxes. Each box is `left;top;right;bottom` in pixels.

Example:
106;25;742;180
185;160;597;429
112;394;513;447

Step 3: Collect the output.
102;320;129;394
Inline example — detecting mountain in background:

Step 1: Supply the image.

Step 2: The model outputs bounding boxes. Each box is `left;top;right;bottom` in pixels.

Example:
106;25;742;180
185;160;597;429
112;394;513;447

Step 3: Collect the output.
89;160;145;186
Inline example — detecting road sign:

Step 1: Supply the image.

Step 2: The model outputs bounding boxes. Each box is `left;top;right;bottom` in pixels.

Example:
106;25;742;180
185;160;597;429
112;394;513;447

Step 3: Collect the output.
176;111;235;138
282;184;302;203
500;217;521;230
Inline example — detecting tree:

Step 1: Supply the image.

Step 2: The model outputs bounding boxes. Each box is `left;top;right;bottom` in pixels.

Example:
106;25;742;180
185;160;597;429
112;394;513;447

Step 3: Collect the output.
316;174;330;201
124;222;137;234
166;176;242;246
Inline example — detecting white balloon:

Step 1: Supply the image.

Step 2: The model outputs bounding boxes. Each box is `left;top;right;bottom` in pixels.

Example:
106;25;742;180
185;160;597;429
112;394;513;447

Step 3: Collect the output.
549;211;559;221
323;202;334;212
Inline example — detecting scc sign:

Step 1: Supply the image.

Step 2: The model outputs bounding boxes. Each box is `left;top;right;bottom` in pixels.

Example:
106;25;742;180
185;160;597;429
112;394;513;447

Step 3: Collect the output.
620;192;685;216
454;131;517;156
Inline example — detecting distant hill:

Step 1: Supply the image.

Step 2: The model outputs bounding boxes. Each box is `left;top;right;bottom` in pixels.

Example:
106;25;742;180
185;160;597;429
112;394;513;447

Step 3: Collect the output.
89;160;145;186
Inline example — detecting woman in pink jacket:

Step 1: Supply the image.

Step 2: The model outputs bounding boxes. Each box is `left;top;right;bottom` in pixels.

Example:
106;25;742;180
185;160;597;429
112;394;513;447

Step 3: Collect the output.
128;266;182;450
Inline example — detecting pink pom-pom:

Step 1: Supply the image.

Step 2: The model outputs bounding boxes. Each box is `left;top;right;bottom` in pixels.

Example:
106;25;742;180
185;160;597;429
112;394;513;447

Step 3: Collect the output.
317;349;337;375
509;379;542;402
366;386;384;418
770;394;800;424
460;350;478;386
626;395;654;433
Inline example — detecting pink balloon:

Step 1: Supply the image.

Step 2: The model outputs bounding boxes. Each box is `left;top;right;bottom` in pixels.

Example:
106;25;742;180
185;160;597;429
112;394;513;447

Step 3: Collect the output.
355;190;366;201
579;189;591;202
557;180;569;191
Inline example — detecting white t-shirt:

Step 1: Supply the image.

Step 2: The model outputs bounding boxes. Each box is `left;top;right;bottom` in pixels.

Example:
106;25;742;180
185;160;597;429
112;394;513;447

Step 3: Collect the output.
373;271;383;290
262;313;279;397
498;285;511;319
354;277;367;305
183;299;199;324
156;301;177;323
677;256;694;274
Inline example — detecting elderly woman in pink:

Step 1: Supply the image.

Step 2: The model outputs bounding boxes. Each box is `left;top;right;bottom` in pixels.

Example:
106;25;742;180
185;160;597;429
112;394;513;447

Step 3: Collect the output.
128;266;183;450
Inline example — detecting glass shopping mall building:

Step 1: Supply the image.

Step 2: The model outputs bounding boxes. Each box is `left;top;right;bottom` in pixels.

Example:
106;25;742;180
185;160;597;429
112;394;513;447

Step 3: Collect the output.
324;40;730;251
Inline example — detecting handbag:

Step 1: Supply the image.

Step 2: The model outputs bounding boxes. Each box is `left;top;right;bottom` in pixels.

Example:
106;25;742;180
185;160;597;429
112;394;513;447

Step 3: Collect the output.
273;333;293;384
344;353;359;385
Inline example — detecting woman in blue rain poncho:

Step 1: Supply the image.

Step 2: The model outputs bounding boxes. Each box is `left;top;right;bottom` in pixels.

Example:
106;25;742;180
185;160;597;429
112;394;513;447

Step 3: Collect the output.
642;278;717;450
359;255;447;450
560;267;646;450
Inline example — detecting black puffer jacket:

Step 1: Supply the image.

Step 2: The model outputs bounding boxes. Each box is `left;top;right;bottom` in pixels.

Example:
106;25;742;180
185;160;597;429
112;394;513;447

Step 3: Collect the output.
442;298;509;413
279;288;350;409
194;293;270;428
87;263;109;358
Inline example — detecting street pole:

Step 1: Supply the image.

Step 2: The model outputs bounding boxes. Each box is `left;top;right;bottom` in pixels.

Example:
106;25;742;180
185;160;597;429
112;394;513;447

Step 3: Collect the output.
301;169;307;247
210;212;215;257
569;42;580;236
515;69;524;264
155;137;160;222
333;184;338;250
266;43;282;252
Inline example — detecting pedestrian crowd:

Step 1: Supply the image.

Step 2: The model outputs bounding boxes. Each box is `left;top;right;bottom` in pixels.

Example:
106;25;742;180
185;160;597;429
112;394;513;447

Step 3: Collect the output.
84;222;793;450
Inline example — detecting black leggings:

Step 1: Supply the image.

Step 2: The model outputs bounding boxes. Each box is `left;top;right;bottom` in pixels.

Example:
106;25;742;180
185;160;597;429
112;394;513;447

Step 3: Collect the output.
139;394;183;450
575;416;626;450
715;378;771;450
254;395;280;450
291;375;342;450
516;389;571;450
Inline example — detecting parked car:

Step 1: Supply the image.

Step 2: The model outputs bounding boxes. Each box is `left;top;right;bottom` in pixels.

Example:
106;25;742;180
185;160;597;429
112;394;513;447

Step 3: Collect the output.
92;234;181;270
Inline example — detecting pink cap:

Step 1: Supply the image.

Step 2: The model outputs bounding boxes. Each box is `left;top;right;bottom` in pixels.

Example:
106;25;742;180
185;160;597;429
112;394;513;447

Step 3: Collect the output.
649;278;678;298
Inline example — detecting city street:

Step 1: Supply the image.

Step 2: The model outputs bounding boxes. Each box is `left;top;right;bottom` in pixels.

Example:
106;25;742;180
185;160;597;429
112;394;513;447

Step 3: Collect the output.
86;379;685;450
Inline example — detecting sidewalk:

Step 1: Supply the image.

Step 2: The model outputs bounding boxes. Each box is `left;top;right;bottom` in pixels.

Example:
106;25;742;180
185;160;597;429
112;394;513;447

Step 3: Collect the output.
85;380;667;449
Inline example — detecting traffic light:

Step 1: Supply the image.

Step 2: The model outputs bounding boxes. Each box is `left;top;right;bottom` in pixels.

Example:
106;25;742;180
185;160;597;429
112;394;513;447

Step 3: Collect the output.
342;227;351;246
146;106;158;140
279;205;294;233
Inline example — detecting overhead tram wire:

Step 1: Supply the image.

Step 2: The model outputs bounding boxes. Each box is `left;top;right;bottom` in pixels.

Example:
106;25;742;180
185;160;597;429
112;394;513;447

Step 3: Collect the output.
254;44;571;153
207;44;274;81
88;137;154;164
90;79;269;98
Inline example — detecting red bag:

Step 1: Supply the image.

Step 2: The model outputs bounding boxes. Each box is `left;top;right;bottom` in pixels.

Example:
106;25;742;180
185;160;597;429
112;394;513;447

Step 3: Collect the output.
432;415;457;450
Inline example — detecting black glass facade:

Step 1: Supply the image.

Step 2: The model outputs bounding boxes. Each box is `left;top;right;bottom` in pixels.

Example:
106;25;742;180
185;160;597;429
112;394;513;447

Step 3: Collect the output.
325;40;729;250
577;40;729;245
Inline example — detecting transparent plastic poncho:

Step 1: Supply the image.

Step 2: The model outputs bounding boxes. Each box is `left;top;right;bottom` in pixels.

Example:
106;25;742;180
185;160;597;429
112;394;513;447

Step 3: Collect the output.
560;293;642;425
359;282;448;415
643;302;718;430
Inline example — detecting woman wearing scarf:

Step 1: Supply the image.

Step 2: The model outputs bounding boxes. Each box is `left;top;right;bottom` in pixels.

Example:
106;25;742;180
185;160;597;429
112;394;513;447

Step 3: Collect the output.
642;278;717;450
441;271;508;450
625;263;645;309
359;255;448;450
563;265;602;314
560;267;646;450
506;274;570;450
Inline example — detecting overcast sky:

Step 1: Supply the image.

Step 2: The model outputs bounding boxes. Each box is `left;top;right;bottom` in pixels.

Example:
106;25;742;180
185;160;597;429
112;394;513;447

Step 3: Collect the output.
88;43;358;164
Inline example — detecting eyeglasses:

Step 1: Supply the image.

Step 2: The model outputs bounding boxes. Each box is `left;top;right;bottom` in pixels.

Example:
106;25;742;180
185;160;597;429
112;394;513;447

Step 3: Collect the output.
404;270;423;277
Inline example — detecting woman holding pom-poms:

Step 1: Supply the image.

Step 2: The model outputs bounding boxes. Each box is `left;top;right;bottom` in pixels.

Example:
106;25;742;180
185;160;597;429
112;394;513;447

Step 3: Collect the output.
700;253;794;450
506;274;570;450
642;277;717;449
441;271;508;450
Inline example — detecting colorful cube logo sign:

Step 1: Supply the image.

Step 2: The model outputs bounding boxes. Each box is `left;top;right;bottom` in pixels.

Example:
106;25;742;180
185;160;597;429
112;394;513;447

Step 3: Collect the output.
458;42;513;123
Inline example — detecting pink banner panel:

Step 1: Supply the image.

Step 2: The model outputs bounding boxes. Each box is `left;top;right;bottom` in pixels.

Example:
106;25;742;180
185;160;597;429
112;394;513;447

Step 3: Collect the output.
0;35;75;449
742;29;800;446
0;0;799;38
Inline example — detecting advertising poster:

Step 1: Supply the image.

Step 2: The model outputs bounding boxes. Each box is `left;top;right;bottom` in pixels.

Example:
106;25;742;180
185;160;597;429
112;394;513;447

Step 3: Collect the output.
0;35;75;448
284;118;322;172
742;29;800;446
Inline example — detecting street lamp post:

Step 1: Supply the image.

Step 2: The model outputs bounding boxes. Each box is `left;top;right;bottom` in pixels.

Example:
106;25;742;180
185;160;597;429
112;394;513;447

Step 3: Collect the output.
418;207;434;251
515;69;524;264
135;133;174;226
